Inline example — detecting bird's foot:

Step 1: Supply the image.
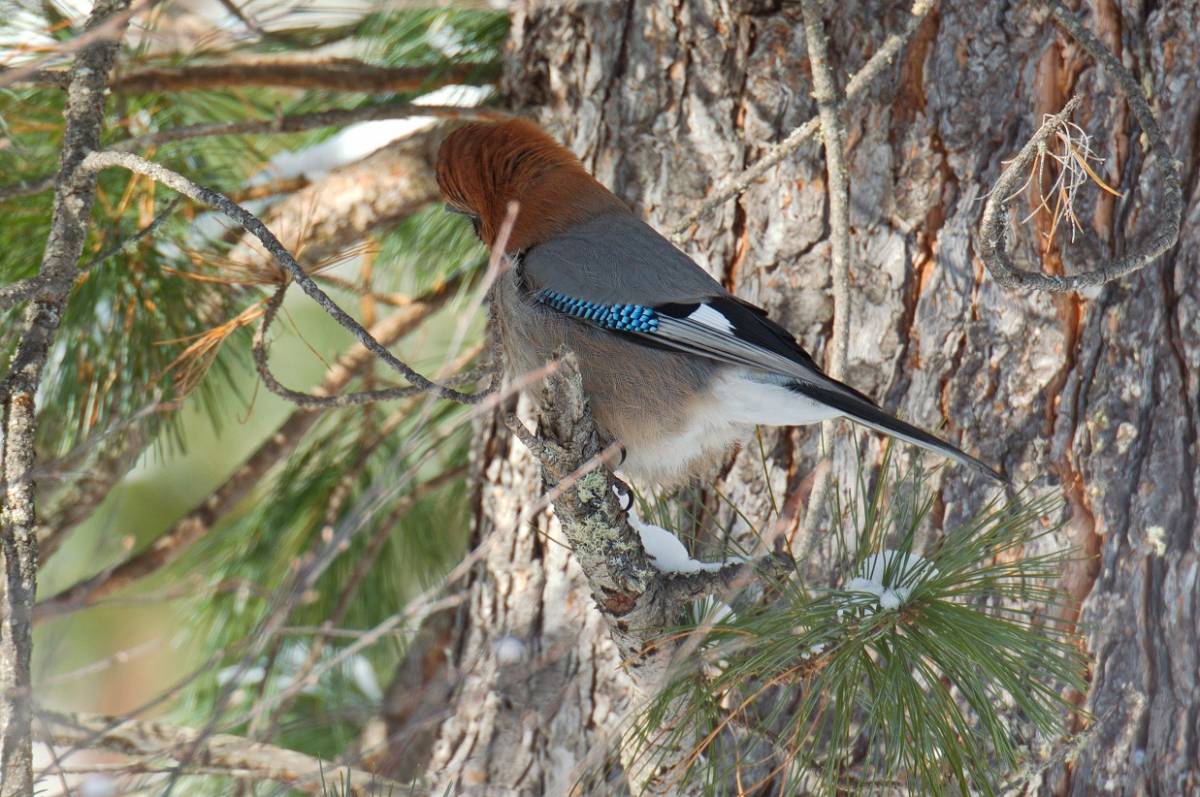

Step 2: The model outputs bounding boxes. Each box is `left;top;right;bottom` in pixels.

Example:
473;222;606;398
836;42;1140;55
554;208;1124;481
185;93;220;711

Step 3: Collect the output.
611;476;634;512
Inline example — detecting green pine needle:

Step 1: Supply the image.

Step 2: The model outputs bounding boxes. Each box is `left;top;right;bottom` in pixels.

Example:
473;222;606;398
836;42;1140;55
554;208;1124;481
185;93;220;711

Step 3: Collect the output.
627;453;1088;796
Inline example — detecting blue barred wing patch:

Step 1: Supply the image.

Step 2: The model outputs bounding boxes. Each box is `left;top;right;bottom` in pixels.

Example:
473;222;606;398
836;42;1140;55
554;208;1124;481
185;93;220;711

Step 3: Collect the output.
537;290;659;333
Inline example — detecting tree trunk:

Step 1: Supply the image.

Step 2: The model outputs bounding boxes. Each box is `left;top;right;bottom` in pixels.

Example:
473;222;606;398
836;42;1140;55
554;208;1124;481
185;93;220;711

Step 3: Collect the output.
393;1;1199;793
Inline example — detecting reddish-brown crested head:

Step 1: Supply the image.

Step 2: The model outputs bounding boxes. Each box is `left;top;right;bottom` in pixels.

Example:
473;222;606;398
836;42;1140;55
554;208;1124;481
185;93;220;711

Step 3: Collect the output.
436;119;627;252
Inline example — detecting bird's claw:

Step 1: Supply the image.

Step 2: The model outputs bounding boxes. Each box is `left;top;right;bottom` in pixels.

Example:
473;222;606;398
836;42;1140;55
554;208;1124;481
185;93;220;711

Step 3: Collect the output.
611;477;634;512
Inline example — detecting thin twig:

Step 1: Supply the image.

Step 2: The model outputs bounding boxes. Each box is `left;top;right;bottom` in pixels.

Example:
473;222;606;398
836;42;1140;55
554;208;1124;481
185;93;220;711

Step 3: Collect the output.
253;282;448;408
76;150;490;403
977;1;1183;293
82;198;181;267
798;0;853;555
669;0;936;240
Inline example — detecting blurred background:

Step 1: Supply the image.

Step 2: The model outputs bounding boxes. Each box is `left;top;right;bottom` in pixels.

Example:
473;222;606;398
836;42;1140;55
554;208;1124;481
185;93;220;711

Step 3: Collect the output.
4;0;506;790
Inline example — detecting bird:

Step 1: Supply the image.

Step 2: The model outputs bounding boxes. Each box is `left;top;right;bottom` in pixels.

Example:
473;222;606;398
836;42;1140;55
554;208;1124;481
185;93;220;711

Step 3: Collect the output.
436;119;1003;485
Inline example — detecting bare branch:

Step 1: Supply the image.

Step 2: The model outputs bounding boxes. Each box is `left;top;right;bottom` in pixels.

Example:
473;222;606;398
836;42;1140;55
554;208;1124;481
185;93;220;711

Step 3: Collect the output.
797;0;854;550
35;711;405;796
670;0;936;240
0;2;131;792
114;103;510;151
253;282;438;408
15;58;499;94
37;140;459;560
977;1;1184;293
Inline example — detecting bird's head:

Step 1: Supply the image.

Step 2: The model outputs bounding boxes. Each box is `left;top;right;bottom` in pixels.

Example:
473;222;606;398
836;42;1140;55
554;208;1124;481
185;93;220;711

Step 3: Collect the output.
436;119;627;253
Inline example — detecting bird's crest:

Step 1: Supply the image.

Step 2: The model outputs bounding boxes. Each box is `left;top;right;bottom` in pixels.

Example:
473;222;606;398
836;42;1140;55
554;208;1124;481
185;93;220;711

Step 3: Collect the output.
436;119;627;252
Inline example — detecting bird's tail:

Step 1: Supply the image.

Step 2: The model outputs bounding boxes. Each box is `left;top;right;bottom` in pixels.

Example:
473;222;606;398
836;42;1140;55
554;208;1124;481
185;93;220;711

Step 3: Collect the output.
789;381;1006;482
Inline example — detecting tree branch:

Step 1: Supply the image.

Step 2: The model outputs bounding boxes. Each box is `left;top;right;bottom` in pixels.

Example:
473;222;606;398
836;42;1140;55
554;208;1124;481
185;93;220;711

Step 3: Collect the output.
115;103;511;151
11;57;499;94
35;710;404;796
36;139;448;563
0;2;130;793
0;105;502;202
253;282;434;408
797;0;855;554
72;150;488;403
669;0;936;240
977;1;1184;293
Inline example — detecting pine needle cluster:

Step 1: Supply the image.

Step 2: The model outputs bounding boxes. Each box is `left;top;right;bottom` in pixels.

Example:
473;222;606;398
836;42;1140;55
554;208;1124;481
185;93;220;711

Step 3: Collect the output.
627;456;1088;796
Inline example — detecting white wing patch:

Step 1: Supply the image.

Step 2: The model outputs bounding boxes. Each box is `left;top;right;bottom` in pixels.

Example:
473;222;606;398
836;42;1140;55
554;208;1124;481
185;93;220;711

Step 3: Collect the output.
686;303;734;334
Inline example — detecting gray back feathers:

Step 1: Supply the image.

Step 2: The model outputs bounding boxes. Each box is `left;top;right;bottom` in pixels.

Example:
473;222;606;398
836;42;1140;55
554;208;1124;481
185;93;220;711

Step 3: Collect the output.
522;212;727;305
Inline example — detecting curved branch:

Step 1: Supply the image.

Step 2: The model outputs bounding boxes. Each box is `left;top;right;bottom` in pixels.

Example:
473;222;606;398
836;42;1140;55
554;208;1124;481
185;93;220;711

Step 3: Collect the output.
252;281;486;408
977;2;1184;293
75;150;491;404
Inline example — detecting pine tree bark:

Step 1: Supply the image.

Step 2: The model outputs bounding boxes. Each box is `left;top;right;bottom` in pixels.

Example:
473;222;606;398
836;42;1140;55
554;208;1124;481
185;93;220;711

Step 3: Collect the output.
394;1;1199;794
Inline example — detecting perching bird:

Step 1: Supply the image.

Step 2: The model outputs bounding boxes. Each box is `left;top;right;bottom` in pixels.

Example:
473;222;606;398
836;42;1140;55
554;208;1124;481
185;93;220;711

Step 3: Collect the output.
436;119;1003;485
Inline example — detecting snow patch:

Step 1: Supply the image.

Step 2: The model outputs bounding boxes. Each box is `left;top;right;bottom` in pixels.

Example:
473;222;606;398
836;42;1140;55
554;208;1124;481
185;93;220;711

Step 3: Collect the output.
842;549;937;614
262;84;493;181
623;494;745;574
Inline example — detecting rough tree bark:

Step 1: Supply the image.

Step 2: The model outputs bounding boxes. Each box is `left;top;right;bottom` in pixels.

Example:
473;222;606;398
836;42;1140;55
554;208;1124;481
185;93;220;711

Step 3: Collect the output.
389;1;1198;794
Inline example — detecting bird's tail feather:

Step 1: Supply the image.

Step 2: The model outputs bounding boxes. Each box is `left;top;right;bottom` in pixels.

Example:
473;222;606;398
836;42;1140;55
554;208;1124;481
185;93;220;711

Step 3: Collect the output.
790;381;1006;482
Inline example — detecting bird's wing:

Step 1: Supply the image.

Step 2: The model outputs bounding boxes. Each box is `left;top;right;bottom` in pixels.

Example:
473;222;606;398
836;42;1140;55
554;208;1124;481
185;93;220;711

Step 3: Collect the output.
522;212;1005;481
521;212;862;396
